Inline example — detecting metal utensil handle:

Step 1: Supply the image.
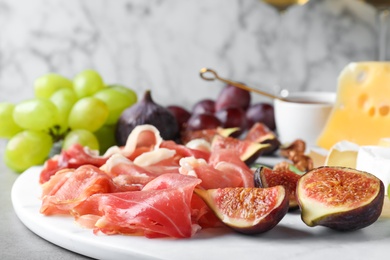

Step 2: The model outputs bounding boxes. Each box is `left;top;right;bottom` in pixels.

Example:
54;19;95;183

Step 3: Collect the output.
199;68;284;101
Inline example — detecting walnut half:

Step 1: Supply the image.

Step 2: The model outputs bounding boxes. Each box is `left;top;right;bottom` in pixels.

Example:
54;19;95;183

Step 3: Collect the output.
279;139;313;172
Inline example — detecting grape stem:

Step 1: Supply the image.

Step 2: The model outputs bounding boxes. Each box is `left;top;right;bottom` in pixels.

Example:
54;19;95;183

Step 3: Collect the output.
48;125;70;143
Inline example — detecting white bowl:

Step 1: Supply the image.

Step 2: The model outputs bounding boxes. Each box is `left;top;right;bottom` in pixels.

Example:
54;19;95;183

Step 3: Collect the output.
274;91;336;146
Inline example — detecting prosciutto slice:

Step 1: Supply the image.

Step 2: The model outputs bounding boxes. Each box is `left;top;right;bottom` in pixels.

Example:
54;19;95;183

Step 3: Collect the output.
39;125;164;184
160;140;210;162
101;154;178;191
179;157;242;189
72;173;202;238
39;144;107;184
103;124;163;158
209;149;255;188
40;165;117;215
38;124;261;239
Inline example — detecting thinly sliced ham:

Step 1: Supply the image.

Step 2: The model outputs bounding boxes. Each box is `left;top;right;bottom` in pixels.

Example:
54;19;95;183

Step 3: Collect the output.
104;124;163;158
38;124;261;239
101;154;178;191
72;174;202;238
179;157;242;189
40;165;117;215
40;144;108;184
191;193;223;228
133;148;176;167
209;149;255;188
160;140;210;162
40;125;164;184
41;169;74;198
185;138;212;153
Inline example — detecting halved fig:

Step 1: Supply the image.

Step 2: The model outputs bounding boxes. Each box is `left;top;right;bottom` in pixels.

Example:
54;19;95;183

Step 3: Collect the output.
211;135;270;165
244;122;280;155
296;166;384;231
254;166;301;210
194;186;289;234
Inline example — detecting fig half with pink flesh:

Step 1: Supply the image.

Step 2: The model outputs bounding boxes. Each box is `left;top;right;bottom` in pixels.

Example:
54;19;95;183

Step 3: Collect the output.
211;135;270;165
244;122;280;155
195;186;289;234
296;166;384;231
254;166;301;210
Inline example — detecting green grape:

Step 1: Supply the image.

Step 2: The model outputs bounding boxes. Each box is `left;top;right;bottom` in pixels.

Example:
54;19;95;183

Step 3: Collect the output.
94;84;138;125
94;124;117;154
63;129;99;151
68;97;109;132
388;183;390;200
34;73;73;99
13;98;58;131
50;88;78;134
4;130;53;172
73;69;105;99
0;102;23;138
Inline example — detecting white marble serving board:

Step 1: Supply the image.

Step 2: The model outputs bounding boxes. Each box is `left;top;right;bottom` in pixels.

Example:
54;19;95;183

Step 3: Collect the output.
11;166;390;260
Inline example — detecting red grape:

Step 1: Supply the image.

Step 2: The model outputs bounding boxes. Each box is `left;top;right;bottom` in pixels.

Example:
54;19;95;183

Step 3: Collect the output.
192;99;216;115
215;107;247;137
246;102;276;130
167;105;192;131
215;84;251;111
186;113;222;131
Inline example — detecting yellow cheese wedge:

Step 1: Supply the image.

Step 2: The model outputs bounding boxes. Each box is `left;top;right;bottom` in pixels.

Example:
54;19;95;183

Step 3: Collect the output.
378;138;390;147
317;62;390;150
324;140;359;168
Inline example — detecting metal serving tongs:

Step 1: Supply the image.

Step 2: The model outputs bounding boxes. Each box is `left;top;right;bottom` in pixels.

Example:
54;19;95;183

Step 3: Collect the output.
199;68;288;101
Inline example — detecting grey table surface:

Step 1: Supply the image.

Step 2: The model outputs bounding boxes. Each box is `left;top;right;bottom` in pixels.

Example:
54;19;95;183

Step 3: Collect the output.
0;140;93;260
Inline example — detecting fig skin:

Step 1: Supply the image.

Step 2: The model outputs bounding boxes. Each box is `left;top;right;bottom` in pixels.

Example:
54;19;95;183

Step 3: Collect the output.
244;122;280;155
297;166;384;231
116;90;179;146
195;186;289;235
254;166;301;210
211;135;270;166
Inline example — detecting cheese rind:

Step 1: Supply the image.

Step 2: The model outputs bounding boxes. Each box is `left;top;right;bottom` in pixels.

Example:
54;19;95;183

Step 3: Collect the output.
317;62;390;150
324;140;359;168
322;140;390;195
356;146;390;195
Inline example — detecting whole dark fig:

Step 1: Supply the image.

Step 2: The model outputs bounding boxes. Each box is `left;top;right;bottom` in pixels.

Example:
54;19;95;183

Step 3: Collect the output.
116;90;179;145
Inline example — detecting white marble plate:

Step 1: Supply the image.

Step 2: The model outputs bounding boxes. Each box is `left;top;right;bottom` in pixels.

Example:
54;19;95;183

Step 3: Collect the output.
11;166;390;260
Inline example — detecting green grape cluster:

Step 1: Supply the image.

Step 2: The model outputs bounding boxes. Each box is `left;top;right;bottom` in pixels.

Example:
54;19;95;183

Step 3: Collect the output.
0;69;138;173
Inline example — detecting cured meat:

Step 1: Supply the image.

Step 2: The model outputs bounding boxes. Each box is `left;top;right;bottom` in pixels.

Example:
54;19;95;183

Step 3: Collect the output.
40;165;117;215
41;169;74;198
104;124;163;158
38;124;262;239
179;157;242;189
40;125;164;184
191;193;223;228
72;174;202;238
209;149;255;188
185;138;212;153
133;148;176;167
101;154;178;191
39;144;108;184
39;158;73;189
160;140;210;162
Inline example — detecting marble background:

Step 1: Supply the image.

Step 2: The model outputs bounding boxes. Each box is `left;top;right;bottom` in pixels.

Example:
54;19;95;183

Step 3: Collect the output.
0;0;385;107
